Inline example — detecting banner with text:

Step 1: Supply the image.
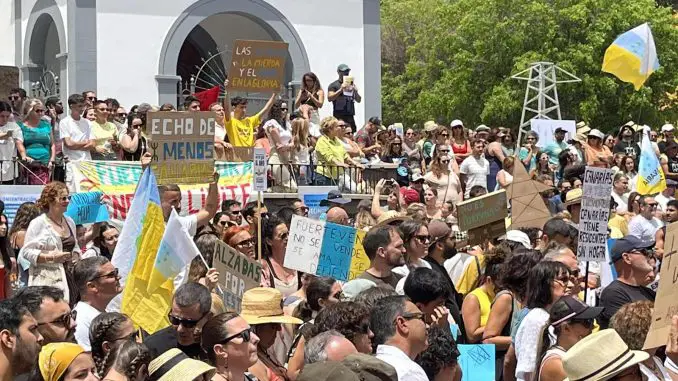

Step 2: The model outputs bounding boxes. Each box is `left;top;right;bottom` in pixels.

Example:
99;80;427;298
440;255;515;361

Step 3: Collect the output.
0;185;44;226
71;160;253;221
227;39;289;92
284;215;370;281
213;240;262;313
577;167;614;262
148;111;216;185
64;191;110;224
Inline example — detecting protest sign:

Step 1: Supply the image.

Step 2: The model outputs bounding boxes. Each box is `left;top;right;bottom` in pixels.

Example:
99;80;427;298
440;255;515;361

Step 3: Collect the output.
0;185;43;226
577;167;614;262
298;186;336;219
148;111;216;185
253;148;267;192
468;220;506;246
507;159;553;229
458;344;495;381
644;222;678;349
457;190;507;232
228;39;289;92
65;191;109;225
284;215;370;281
213;240;262;313
530;119;576;148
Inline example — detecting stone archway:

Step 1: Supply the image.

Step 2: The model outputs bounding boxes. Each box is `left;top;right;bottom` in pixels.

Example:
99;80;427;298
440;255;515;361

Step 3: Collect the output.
23;0;67;102
156;0;310;106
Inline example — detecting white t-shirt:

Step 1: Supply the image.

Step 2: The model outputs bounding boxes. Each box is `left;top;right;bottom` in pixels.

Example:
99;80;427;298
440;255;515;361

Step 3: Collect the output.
215;123;226;142
74;301;102;351
628;214;663;242
0;122;23;180
655;193;674;213
611;191;629;214
60;116;93;161
459;155;490;198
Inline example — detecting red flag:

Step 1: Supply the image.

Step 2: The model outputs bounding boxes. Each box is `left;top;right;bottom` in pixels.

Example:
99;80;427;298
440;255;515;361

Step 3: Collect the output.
193;85;220;111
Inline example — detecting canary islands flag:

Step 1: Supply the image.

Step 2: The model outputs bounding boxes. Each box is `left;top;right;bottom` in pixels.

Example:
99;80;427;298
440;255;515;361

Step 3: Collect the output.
118;168;168;334
637;128;666;195
602;23;660;90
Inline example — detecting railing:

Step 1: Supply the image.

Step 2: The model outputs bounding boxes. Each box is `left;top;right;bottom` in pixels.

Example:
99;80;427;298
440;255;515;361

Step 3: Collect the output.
266;163;399;194
0;159;66;185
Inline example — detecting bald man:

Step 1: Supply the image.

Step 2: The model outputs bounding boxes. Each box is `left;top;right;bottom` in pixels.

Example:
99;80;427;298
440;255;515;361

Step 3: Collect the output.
305;330;358;364
326;207;349;226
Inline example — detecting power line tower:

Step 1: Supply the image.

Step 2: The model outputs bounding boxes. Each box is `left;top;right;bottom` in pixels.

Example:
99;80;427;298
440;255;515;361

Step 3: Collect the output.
512;62;581;145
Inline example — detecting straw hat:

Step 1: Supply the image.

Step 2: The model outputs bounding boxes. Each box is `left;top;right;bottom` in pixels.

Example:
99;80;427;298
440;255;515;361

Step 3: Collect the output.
376;211;411;226
564;188;583;206
148;348;215;381
562;329;649;381
424;121;438;132
576;121;590;134
241;288;303;325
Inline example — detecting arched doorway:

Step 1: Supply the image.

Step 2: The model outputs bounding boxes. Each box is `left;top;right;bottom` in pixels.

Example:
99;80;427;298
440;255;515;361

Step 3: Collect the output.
23;0;67;101
156;0;310;109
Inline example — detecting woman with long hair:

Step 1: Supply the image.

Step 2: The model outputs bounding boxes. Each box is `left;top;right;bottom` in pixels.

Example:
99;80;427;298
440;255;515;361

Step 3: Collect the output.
496;157;515;190
89;312;138;378
531;152;555;183
313;301;374;354
18;181;81;303
201;312;260;381
380;135;406;164
403;127;425;174
370;178;403;219
621;155;638;180
393;220;431;287
450;122;471;165
340;124;364;159
514;261;572;381
537;296;601;381
119;112;148;161
294;72;324;125
627;191;642;217
354;200;377;230
423;188;442;220
18;98;55;184
291;117;311;185
286;276;342;378
265;100;296;191
259;216;299;298
9;202;40;287
0;214;12;299
485;131;507;192
82;222;119;260
518;131;539;172
556;150;577;186
0;100;27;184
98;341;150;381
425;150;462;205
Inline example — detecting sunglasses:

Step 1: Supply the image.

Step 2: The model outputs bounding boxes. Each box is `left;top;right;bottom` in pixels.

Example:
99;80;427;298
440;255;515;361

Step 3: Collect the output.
116;113;128;118
277;232;289;240
93;268;119;280
87;96;97;101
440;133;449;137
406;132;414;136
34;109;45;113
414;235;430;244
235;238;255;248
281;108;288;111
331;291;345;301
8;96;20;100
441;160;450;164
116;329;140;342
218;220;229;226
38;310;77;327
168;314;204;328
221;327;253;344
59;195;72;202
398;312;424;322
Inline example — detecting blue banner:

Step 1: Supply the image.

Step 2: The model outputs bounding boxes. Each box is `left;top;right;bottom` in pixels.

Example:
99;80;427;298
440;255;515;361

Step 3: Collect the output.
303;193;328;219
458;344;495;381
65;191;110;225
317;222;355;281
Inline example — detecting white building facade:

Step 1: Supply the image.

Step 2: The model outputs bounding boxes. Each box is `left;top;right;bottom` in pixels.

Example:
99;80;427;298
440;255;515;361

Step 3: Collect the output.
0;0;381;122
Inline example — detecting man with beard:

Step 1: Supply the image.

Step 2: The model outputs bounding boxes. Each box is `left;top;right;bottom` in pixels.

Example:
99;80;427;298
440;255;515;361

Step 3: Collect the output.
358;225;406;290
72;257;122;350
613;124;641;160
655;199;678;259
599;236;656;329
0;298;44;381
423;220;466;342
14;286;76;344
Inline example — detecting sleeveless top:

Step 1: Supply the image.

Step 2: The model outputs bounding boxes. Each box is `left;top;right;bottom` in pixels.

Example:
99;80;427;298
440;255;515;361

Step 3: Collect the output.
264;257;300;299
299;89;321;109
538;346;567;381
469;287;494;327
452;140;470;163
123;133;147;161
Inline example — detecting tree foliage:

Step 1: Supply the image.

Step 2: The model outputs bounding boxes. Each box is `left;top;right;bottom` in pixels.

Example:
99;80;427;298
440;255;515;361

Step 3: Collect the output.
381;0;678;133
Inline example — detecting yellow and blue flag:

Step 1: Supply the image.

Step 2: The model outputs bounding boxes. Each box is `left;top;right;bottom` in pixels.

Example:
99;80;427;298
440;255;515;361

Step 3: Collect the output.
637;128;666;195
602;23;660;90
117;168;168;334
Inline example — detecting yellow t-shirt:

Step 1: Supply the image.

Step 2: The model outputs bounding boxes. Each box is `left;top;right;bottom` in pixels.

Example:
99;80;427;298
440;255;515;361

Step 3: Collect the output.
468;287;494;327
225;115;261;147
456;254;485;296
90;121;117;153
608;214;629;237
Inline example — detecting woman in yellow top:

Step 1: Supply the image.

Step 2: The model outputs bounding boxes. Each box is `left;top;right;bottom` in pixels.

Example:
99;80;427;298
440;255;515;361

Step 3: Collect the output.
461;248;505;343
90;100;120;160
313;116;364;188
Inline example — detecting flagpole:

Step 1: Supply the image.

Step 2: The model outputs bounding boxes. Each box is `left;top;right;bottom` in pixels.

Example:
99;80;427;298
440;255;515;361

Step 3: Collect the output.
197;252;224;296
257;191;262;261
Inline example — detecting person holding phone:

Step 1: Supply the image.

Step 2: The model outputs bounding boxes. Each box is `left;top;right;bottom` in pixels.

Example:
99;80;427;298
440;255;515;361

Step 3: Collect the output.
328;64;361;132
0;100;26;184
295;72;324;125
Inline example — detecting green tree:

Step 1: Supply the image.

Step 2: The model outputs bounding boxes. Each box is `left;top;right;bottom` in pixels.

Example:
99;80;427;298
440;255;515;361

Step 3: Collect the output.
381;0;678;133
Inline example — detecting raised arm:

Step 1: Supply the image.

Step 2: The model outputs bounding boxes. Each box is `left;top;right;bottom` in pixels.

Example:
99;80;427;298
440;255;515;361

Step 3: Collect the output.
222;80;231;123
257;93;277;119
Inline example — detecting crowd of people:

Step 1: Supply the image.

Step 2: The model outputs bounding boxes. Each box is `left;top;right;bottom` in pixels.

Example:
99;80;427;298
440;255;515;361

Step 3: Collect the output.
1;63;678;381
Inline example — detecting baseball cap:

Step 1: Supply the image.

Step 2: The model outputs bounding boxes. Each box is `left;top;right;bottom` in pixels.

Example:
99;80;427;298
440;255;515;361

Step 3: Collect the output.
401;188;420;205
505;230;532;249
555;127;568;134
450;119;464;128
337;64;351;72
475;124;490;133
550;296;604;327
411;173;425;183
368;116;382;126
320;190;351;206
610;236;655;263
662;124;675;132
428;220;451;241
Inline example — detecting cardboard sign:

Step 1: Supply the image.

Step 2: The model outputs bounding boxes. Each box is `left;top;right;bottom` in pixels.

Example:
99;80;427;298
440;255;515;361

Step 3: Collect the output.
507;158;553;229
644;222;678;349
147;111;216;185
284;215;370;281
253;148;267;192
228;39;289;92
213;240;262;313
456;190;507;232
458;344;495;381
65;191;110;225
468;219;506;246
577;167;614;262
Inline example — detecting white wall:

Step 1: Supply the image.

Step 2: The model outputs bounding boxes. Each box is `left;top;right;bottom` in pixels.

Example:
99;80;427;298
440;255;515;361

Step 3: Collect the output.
95;0;369;125
0;0;15;66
